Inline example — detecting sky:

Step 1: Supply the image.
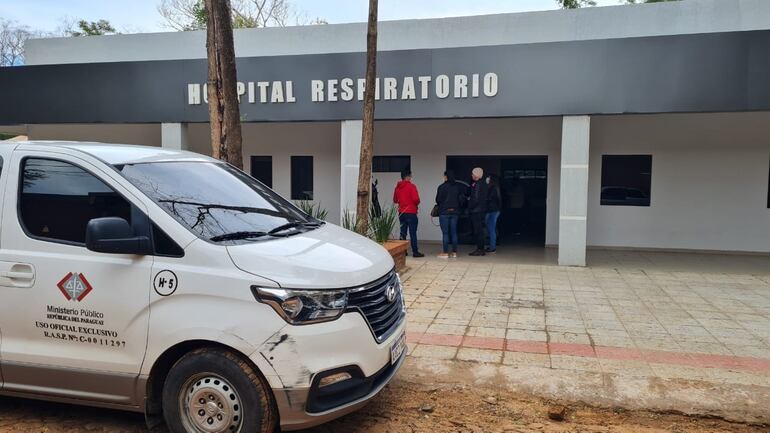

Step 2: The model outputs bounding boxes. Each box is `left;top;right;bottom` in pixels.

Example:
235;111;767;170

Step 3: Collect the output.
1;0;623;34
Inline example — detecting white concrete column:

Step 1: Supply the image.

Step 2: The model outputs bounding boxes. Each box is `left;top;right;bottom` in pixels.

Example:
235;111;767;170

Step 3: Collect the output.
558;116;591;266
161;123;189;150
340;120;363;224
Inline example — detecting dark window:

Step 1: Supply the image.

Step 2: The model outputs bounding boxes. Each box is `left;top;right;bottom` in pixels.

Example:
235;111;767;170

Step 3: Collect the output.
291;156;313;200
20;158;132;244
118;161;314;245
152;223;184;257
373;155;411;173
250;156;272;188
600;155;652;207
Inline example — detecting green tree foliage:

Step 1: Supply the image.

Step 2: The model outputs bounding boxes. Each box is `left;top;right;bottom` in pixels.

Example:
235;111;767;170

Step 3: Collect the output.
558;0;596;7
188;0;267;30
158;0;326;31
67;19;118;36
192;1;208;29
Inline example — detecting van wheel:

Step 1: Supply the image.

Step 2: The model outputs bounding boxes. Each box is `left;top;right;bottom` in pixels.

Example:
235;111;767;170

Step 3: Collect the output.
162;347;277;433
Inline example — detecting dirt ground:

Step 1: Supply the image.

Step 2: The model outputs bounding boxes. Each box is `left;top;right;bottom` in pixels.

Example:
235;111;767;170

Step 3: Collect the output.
0;378;765;433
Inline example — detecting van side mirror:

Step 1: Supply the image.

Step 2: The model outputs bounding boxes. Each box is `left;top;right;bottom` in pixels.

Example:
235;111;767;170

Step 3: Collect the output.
85;217;152;255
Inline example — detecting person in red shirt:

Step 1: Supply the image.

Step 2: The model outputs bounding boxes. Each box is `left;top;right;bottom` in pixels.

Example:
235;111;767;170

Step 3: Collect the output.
393;168;424;257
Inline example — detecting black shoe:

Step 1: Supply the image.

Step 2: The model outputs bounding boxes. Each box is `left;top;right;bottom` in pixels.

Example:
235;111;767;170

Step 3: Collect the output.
412;252;425;258
469;249;486;256
485;248;496;253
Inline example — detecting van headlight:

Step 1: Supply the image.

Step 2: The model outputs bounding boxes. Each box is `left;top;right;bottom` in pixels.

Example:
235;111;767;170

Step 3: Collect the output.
252;286;348;325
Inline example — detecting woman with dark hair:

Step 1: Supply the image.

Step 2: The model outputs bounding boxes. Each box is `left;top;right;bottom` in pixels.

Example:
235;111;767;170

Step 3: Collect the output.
485;174;502;253
435;170;465;258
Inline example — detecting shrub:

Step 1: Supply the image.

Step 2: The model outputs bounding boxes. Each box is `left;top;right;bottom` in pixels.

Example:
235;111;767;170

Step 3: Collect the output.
341;206;399;243
341;208;363;233
368;206;399;243
294;200;329;221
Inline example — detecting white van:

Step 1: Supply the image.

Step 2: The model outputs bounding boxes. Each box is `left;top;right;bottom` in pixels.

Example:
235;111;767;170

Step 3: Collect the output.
0;141;407;433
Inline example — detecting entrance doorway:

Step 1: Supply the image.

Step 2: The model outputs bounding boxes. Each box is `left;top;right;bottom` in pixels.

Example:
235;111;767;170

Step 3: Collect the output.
446;156;548;246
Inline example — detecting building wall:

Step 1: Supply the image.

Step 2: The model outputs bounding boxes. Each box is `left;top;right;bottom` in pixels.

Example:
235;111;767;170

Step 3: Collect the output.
185;118;563;244
27;123;161;147
24;113;770;253
588;112;770;253
25;0;770;65
373;118;563;243
186;122;343;224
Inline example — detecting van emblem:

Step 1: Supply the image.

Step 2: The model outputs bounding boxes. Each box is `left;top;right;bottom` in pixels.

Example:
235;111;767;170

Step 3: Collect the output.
57;272;93;302
385;284;397;303
153;270;179;296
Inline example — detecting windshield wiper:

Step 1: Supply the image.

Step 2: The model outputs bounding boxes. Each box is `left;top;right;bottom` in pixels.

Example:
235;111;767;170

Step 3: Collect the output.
210;231;272;242
268;221;303;235
269;220;325;235
211;221;324;242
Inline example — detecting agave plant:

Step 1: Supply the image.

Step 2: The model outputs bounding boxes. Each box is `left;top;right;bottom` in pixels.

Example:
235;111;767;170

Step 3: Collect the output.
340;206;398;243
368;205;399;244
294;200;329;221
341;209;361;232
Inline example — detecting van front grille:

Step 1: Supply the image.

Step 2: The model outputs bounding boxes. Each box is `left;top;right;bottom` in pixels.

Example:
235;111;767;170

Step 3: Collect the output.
347;271;405;342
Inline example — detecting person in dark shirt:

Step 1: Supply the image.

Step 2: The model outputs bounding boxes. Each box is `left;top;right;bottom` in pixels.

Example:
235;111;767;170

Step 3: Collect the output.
467;167;488;256
485;174;502;253
435;170;466;258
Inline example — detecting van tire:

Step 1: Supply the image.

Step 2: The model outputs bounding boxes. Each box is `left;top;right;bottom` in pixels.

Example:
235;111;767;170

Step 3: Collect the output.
161;347;277;433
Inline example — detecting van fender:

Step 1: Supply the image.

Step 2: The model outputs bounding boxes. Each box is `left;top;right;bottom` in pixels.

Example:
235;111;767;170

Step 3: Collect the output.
141;326;285;389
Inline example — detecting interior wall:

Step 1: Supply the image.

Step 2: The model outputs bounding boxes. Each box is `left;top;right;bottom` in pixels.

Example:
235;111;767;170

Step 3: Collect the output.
187;122;342;224
26;124;161;147
588;112;770;253
374;117;563;243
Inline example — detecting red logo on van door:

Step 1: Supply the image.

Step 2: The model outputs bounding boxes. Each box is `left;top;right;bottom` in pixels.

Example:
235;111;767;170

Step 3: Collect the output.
57;272;93;302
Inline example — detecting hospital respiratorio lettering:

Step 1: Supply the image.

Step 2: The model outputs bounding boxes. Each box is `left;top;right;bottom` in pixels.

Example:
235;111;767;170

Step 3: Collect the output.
186;73;499;105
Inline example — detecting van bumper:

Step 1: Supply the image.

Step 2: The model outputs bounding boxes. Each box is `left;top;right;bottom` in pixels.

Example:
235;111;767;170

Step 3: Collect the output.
274;350;405;430
260;315;406;431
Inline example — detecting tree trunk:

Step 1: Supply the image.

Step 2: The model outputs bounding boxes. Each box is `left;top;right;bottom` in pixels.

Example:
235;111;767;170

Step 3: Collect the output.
205;0;244;169
355;0;378;235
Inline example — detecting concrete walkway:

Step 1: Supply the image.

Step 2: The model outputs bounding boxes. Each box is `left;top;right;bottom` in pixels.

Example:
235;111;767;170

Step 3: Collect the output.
399;254;770;423
413;240;770;274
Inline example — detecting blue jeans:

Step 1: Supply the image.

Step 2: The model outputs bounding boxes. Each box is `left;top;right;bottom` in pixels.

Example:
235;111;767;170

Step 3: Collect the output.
439;214;459;253
399;213;419;254
485;211;501;251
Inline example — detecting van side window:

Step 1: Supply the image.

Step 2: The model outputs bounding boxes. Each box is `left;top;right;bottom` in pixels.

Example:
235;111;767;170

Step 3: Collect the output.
19;158;132;245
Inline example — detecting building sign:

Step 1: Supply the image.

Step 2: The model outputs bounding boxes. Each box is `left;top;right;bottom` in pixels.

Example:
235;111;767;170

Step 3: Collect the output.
0;30;768;124
186;73;499;106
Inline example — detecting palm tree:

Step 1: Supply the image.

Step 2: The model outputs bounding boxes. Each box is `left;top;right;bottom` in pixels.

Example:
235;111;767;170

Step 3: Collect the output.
355;0;378;235
204;0;244;169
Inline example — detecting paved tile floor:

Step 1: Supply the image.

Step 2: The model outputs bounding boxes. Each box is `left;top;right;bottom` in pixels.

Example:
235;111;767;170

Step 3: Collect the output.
401;252;770;385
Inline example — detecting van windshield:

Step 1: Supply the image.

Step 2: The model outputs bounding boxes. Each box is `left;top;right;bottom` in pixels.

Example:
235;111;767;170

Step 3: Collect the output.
117;161;319;244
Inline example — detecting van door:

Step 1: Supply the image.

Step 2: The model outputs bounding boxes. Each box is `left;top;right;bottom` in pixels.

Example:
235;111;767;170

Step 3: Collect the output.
0;151;152;406
0;147;10;390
